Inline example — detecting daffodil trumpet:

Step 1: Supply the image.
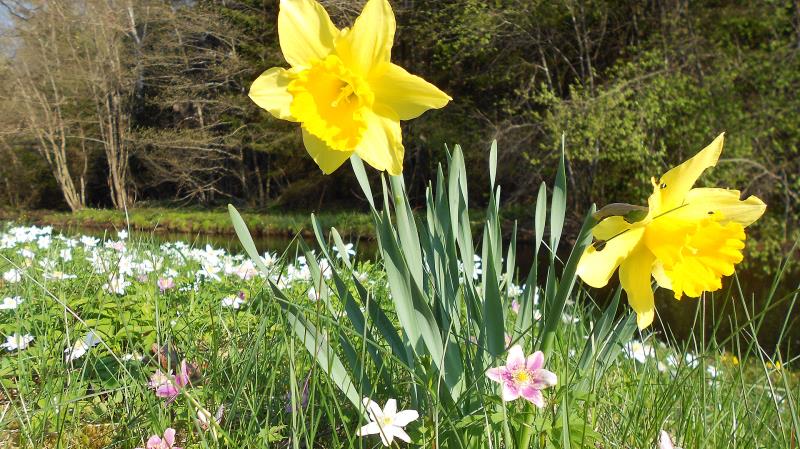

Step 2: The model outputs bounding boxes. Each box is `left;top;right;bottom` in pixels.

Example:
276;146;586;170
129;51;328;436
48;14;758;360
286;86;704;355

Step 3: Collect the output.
249;0;452;175
577;133;766;329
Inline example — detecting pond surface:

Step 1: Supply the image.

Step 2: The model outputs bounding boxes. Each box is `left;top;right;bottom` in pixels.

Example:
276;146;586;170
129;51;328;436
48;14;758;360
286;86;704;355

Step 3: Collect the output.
61;225;799;356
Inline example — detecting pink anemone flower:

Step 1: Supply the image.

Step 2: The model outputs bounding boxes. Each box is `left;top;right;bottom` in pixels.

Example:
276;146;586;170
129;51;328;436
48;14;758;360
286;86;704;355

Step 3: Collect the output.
486;344;557;406
136;428;182;449
150;360;191;404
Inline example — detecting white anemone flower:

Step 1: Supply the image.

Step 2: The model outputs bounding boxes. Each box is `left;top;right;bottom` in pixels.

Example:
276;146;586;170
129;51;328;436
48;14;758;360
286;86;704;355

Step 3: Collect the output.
357;398;418;447
80;236;99;248
0;296;23;310
3;269;21;283
624;341;655;363
65;331;102;362
221;294;246;309
103;273;130;295
1;333;34;351
333;242;356;258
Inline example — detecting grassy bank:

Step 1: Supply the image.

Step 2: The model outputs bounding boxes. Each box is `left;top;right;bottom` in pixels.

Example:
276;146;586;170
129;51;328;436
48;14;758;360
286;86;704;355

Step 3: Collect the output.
0;208;377;239
0;224;797;448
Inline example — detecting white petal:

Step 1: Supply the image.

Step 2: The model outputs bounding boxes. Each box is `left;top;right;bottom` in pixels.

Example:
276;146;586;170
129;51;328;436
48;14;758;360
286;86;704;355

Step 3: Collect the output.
383;398;397;417
391;426;412;443
357;422;381;436
392;409;419;427
362;397;383;421
378;425;394;446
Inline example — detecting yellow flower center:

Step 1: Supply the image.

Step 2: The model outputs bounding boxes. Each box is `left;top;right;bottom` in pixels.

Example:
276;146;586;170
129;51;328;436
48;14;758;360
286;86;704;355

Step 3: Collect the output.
288;55;373;152
644;215;745;299
513;370;530;384
381;416;393;427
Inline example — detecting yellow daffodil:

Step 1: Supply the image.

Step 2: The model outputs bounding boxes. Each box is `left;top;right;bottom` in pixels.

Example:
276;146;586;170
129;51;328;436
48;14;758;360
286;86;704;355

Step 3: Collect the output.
249;0;451;175
577;134;766;329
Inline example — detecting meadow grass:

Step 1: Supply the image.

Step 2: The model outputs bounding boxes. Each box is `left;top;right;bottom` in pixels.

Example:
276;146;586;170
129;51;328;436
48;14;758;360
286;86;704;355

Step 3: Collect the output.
0;208;377;240
0;219;797;448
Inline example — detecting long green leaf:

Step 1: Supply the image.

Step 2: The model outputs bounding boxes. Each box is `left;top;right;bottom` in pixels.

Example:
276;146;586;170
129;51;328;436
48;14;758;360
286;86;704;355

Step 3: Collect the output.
228;205;271;276
286;310;363;413
549;137;567;258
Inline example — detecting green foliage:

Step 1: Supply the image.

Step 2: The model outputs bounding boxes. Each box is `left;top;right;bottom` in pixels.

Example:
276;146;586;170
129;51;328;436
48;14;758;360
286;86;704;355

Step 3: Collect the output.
1;202;799;448
228;142;654;448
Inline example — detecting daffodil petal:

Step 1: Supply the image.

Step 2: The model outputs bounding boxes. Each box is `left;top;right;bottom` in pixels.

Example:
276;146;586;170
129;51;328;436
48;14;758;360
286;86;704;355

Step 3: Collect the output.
618;244;656;329
337;0;395;77
651;261;673;290
648;133;724;213
354;107;403;175
249;67;297;121
370;63;451;120
302;129;353;174
592;216;633;241
662;219;745;299
279;0;338;68
577;227;644;288
673;188;766;227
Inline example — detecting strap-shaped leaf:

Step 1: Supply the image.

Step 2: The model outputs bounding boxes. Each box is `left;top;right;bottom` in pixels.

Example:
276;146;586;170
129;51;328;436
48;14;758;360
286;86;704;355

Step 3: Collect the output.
351;272;410;368
331;228;353;269
483;237;505;357
228;205;271;276
534;182;547;256
286;309;363;413
489;140;498;189
549;139;567;259
540;206;596;357
389;175;423;287
350;155;375;210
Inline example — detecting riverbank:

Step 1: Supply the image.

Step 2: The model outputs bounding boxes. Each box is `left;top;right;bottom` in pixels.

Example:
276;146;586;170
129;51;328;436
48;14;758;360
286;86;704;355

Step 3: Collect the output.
0;206;532;241
0;207;379;239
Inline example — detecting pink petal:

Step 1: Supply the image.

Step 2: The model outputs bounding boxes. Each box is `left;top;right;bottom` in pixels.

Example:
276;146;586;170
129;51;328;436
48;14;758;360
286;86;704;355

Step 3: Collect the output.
145;436;162;449
526;351;544;371
531;369;558;389
163;428;176;446
502;382;520;401
176;361;190;387
175;372;190;389
486;367;506;382
521;386;545;408
505;345;525;370
659;430;675;449
155;385;178;398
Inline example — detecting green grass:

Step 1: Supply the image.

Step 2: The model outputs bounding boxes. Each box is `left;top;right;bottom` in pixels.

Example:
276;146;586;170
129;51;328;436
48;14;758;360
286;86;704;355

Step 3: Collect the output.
0;208;377;239
0;226;798;448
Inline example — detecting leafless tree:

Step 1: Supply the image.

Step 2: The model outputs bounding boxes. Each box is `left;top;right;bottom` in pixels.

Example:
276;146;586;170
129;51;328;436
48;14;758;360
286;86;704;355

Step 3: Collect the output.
3;5;90;210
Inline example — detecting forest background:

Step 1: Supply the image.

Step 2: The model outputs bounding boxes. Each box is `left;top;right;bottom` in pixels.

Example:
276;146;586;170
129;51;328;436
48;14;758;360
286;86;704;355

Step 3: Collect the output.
0;0;797;266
